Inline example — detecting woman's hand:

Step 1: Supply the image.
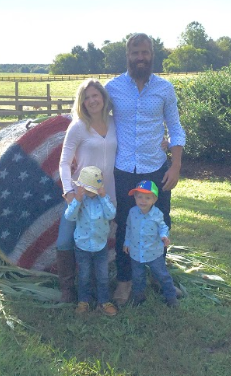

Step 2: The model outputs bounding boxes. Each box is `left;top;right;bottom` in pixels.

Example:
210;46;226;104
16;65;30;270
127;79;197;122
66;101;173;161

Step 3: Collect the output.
161;137;169;151
63;191;75;204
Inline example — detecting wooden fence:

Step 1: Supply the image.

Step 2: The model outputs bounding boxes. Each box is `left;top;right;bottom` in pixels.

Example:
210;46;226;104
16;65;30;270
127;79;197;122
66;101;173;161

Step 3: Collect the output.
0;83;73;126
0;72;200;83
0;74;118;82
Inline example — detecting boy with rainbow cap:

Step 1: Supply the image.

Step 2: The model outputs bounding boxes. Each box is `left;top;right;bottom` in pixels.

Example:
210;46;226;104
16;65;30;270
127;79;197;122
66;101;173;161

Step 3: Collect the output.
123;180;179;307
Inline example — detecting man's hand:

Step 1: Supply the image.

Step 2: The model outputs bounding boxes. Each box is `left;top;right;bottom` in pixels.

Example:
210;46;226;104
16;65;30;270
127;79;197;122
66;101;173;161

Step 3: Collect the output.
162;145;183;191
162;165;180;191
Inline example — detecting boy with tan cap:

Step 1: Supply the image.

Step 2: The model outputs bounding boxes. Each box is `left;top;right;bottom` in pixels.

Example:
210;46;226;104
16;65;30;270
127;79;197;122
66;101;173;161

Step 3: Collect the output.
64;166;117;316
123;180;178;307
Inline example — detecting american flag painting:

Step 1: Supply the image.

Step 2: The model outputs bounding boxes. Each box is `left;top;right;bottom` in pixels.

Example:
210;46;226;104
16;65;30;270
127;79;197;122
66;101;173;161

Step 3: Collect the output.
0;115;116;273
0;115;72;272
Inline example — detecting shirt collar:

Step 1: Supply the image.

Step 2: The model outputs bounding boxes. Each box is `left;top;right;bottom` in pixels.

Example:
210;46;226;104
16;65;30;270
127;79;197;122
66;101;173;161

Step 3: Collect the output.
137;205;156;217
125;71;155;87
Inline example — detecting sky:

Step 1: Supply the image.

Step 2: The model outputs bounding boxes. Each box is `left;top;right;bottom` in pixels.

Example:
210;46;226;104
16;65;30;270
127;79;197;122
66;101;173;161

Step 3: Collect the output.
1;0;231;64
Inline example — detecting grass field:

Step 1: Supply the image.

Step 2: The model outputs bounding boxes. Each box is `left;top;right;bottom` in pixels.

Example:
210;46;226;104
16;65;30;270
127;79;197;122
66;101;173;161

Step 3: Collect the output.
1;72;231;375
0;176;231;376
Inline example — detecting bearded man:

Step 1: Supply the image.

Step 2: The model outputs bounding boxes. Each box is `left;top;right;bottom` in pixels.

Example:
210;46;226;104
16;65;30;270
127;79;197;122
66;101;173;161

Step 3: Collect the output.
105;33;186;305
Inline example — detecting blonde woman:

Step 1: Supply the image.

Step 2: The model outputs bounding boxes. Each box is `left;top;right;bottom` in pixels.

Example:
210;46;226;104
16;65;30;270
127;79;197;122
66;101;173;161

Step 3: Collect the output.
56;79;117;303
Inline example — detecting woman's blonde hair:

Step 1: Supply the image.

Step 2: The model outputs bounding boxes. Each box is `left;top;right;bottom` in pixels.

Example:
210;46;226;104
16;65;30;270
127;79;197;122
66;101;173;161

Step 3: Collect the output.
71;78;111;129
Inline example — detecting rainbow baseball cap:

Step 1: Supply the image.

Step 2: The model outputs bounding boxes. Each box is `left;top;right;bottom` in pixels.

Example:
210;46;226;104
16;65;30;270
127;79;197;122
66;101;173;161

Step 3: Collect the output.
128;180;159;197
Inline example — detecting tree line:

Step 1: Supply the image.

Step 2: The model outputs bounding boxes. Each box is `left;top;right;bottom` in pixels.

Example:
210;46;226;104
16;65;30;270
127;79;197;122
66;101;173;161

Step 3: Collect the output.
50;22;231;75
1;22;231;75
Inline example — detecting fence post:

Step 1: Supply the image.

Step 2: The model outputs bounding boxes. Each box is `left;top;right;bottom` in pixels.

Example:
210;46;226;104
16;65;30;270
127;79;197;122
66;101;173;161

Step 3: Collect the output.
57;99;62;114
47;84;51;116
15;82;19;112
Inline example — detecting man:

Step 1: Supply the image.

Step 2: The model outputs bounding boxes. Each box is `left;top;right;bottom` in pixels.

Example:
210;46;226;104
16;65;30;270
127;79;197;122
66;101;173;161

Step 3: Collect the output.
105;33;186;305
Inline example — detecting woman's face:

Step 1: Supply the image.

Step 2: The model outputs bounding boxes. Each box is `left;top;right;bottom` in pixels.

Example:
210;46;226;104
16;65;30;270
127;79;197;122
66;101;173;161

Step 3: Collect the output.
83;86;104;117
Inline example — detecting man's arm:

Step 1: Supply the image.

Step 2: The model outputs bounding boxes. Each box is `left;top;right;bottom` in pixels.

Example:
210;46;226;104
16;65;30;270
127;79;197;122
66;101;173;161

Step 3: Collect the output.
162;145;183;191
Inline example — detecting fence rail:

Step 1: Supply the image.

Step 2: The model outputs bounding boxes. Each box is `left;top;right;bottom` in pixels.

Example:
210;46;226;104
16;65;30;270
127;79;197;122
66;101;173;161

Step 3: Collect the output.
0;83;73;125
0;72;200;82
0;74;118;82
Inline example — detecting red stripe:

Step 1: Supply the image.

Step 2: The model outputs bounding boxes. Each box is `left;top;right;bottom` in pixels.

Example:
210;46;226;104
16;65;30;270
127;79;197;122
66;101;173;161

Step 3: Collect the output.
18;220;60;269
17;116;71;153
41;144;63;176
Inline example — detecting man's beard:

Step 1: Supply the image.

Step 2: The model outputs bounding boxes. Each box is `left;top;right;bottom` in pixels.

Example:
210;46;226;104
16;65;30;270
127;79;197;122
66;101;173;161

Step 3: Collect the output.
128;58;153;81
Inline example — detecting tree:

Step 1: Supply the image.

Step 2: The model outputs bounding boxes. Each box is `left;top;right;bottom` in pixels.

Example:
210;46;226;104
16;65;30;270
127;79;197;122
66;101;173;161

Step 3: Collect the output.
87;42;104;73
72;45;89;73
216;36;231;67
102;41;126;73
179;21;208;49
20;66;30;73
50;53;78;74
163;45;207;72
151;37;169;73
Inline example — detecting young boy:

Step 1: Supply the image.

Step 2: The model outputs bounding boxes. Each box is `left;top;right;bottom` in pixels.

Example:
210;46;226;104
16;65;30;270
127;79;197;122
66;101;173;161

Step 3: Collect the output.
123;180;179;307
64;166;117;316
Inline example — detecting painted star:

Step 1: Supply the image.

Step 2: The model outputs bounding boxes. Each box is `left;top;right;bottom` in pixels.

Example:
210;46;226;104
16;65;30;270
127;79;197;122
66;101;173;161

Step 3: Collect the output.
1;208;12;217
23;191;33;199
18;171;29;181
12;153;23;162
1;230;10;239
20;211;30;219
42;194;52;202
0;169;9;179
0;190;10;199
40;176;50;184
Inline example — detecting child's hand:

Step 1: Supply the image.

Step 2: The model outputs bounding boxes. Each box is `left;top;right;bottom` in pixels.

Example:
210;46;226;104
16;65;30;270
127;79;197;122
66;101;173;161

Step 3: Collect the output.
75;186;85;202
161;237;170;247
123;245;130;254
98;186;106;197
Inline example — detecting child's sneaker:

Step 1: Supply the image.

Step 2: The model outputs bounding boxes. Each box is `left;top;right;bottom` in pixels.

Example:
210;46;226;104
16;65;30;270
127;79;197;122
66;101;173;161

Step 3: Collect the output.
166;297;180;308
97;302;117;316
75;302;89;314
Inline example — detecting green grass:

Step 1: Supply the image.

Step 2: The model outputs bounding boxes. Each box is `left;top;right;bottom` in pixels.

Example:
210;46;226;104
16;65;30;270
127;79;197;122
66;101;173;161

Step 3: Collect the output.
1;176;231;376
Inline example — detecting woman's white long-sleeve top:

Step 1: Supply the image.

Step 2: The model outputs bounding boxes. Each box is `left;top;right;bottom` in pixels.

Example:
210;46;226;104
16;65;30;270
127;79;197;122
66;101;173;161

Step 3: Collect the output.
59;115;117;204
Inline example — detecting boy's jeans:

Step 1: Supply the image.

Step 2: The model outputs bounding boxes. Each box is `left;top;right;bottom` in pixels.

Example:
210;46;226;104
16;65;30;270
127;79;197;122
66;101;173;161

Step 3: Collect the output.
75;246;109;304
131;255;176;301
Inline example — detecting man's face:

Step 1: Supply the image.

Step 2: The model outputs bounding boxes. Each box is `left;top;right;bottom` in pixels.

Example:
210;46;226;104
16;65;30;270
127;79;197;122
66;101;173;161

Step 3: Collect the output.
127;40;153;80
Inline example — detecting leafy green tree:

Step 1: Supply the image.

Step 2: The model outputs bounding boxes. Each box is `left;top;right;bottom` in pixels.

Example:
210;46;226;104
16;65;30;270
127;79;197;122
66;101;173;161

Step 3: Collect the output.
163;45;207;72
20;66;30;73
179;21;208;49
71;45;89;73
50;53;78;74
151;37;169;73
102;41;126;73
216;36;231;67
87;42;104;73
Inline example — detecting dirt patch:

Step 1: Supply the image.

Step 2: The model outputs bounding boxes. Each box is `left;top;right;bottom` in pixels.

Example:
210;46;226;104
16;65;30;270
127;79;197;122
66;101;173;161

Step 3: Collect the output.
180;159;231;181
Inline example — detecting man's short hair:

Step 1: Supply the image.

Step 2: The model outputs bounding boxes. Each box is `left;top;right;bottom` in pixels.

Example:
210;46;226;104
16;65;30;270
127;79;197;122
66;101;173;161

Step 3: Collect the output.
126;33;154;55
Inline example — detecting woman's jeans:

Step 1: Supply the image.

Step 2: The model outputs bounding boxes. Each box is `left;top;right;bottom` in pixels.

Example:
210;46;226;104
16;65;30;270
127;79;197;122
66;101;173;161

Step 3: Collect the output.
131;255;176;301
56;203;75;251
75;246;109;304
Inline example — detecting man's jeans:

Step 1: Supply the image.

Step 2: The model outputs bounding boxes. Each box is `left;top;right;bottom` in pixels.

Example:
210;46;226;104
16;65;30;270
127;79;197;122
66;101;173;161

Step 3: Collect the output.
131;255;176;301
75;246;109;304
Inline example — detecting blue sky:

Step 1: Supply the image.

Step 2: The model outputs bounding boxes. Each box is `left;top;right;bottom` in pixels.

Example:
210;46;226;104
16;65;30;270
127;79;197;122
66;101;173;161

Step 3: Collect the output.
1;0;231;64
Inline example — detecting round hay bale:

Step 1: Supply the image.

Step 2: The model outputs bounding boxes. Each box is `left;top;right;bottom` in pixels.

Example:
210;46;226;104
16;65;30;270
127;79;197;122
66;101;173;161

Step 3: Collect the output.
0;115;116;273
0;115;71;272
